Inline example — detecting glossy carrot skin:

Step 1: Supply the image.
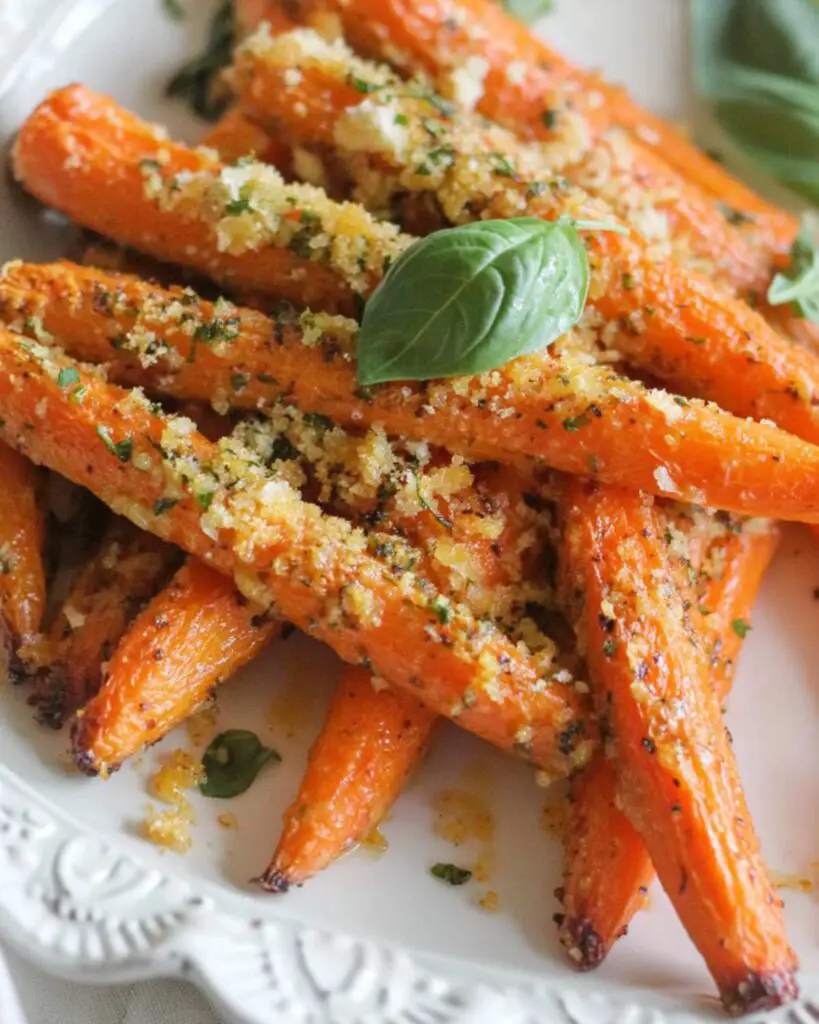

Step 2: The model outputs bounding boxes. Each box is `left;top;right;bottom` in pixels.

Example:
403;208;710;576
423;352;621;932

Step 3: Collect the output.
559;480;796;1013
0;332;589;777
0;443;46;657
557;518;780;969
29;517;178;729
6;263;819;522
260;665;436;890
231;33;819;445
200;105;293;170
279;0;796;258
73;559;281;774
12;85;407;315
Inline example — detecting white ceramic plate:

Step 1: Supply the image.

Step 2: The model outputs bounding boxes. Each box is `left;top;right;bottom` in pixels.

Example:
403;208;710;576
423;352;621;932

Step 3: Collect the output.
1;2;818;1022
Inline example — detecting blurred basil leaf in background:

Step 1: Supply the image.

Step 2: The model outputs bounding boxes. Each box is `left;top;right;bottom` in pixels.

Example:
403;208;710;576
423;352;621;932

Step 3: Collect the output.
691;0;819;206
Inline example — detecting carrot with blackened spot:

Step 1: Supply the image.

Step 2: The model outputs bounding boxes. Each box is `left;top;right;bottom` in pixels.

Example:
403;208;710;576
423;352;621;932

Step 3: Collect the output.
261;665;436;891
29;516;179;728
6;261;819;522
556;516;779;969
72;558;281;775
12;85;410;315
0;332;589;778
558;480;796;1013
0;442;46;662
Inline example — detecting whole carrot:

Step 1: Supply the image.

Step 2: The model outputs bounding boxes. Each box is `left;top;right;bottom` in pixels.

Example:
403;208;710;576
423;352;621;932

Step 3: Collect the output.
73;559;281;775
556;515;780;969
12;84;411;316
559;480;796;1013
0;331;590;777
29;516;179;729
261;665;436;891
6;262;819;522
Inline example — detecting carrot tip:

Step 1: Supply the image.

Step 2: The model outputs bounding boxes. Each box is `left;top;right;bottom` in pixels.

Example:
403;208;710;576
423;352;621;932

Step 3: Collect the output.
70;724;105;777
28;670;70;730
253;869;292;894
724;970;800;1016
558;916;606;971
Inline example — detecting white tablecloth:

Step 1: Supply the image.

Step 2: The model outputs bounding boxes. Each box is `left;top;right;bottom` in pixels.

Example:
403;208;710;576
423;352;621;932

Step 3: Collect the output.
0;944;222;1024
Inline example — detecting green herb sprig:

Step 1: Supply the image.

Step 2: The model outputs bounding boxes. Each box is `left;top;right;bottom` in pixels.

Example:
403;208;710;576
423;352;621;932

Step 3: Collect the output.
356;217;624;385
768;215;819;321
166;0;235;121
199;729;281;799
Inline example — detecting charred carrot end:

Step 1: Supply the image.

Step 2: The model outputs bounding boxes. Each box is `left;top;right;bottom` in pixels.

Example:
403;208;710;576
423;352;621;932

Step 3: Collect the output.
72;559;279;776
11;85;408;313
30;516;178;729
556;755;654;969
258;664;436;890
559;480;797;1012
557;518;779;970
0;333;588;777
6;262;819;523
0;442;46;658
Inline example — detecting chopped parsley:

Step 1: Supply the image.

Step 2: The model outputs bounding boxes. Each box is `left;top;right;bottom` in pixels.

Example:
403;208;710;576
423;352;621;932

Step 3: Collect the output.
731;618;752;638
57;367;80;389
430;863;472;886
96;426;133;463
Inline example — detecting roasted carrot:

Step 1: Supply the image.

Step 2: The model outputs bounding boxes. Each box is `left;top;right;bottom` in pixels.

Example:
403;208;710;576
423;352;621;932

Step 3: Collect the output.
12;85;410;315
556;516;780;969
559;480;796;1012
276;0;796;257
8;261;819;522
261;664;436;890
230;31;819;437
15;83;818;452
200;105;294;170
73;558;281;773
248;12;780;296
0;442;46;662
0;332;590;776
28;516;179;728
255;441;565;889
73;414;563;772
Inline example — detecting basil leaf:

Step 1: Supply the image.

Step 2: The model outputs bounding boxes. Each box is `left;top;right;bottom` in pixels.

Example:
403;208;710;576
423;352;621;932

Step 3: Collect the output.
768;215;819;321
691;0;819;205
200;729;281;799
356;218;592;385
431;863;473;886
501;0;554;25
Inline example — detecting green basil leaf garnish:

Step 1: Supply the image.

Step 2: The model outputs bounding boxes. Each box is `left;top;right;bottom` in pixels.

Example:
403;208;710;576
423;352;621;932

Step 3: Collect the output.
501;0;554;25
357;218;620;385
768;215;819;322
691;0;819;207
200;729;281;799
431;862;473;886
